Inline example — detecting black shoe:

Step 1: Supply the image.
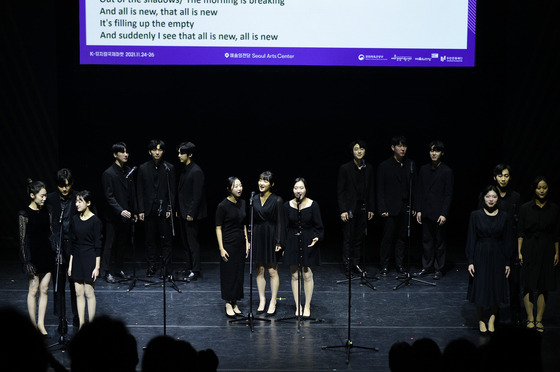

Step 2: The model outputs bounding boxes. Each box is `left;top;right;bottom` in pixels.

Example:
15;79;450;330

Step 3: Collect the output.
146;266;156;277
187;271;200;281
73;314;80;327
412;268;432;277
397;266;408;275
57;318;68;335
115;270;131;279
104;273;117;284
433;271;442;280
379;267;389;277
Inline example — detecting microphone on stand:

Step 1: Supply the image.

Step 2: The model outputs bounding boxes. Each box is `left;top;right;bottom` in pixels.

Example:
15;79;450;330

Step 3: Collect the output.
58;205;65;224
163;163;170;172
250;191;255;206
126;166;137;179
410;160;415;174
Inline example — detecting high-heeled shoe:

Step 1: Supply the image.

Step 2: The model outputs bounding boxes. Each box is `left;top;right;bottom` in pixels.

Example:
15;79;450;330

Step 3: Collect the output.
232;304;244;317
488;315;496;334
257;300;266;314
478;321;488;336
225;304;236;318
266;301;277;316
535;321;544;333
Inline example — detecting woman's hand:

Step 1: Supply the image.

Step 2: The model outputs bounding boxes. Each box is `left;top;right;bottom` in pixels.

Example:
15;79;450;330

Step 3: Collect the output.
308;238;319;247
275;244;282;252
468;264;475;277
519;252;523;266
554;253;559;266
92;267;99;282
505;266;511;278
220;248;229;262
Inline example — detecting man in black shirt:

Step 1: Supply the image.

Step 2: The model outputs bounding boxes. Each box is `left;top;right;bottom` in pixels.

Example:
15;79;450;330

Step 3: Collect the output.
413;140;453;280
137;139;176;277
337;139;375;276
101;142;136;284
376;136;416;277
177;142;207;281
47;168;79;332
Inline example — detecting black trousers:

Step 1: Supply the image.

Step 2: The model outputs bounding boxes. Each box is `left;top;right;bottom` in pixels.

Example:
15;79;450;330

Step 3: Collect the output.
102;220;131;274
53;240;77;320
180;218;201;273
342;203;367;266
421;218;447;271
379;203;408;268
144;207;173;270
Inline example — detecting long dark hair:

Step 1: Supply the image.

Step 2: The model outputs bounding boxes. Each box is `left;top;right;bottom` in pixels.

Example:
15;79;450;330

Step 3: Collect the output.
76;190;97;215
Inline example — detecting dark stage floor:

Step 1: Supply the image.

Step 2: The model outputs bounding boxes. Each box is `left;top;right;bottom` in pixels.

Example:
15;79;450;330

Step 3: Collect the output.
1;248;559;371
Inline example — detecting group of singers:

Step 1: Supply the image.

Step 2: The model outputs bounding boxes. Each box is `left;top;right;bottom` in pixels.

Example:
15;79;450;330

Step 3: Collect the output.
18;136;558;339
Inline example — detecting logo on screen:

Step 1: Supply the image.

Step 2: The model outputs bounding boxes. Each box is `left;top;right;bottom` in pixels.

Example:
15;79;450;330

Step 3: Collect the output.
225;53;230;58
358;54;365;61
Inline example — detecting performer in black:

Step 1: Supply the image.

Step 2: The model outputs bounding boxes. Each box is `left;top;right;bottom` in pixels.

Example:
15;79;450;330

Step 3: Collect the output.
68;190;102;329
467;185;512;335
216;177;249;318
477;164;521;323
177;142;207;282
337;140;374;275
252;171;283;315
413;140;453;280
137;139;176;277
18;179;54;336
376;136;416;277
101;142;136;283
518;176;559;333
283;178;324;318
47;168;79;331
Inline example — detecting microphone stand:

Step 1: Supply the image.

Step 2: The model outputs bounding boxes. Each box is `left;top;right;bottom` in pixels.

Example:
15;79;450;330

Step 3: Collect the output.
323;254;379;363
229;192;270;331
394;160;435;290
122;221;155;291
336;207;378;290
277;195;322;328
144;161;182;296
50;206;69;350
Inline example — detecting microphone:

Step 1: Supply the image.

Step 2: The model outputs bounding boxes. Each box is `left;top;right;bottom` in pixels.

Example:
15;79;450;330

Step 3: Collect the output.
295;193;303;201
125;166;137;179
410;161;415;174
250;191;255;206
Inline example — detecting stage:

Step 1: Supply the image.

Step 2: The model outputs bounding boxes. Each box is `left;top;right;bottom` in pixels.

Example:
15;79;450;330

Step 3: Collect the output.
1;246;559;371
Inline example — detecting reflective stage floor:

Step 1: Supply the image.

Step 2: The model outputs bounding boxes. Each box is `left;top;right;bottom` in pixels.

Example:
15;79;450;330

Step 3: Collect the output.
1;254;559;371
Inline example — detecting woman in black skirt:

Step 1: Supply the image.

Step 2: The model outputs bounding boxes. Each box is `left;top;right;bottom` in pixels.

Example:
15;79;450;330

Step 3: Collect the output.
68;190;102;328
216;177;250;318
283;178;324;318
18;179;54;336
518;176;560;333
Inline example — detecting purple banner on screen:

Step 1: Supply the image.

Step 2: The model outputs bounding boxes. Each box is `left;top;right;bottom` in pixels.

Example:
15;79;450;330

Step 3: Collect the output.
80;0;476;67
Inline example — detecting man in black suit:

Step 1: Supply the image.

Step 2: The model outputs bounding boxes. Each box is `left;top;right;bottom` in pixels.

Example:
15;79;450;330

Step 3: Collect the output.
177;142;207;281
337;139;375;275
101;142;136;283
137;139;176;277
376;136;416;277
47;168;79;332
413;140;453;280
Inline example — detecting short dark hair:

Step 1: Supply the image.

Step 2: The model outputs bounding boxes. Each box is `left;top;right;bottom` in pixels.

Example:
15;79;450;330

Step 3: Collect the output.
56;168;74;187
226;177;241;194
177;142;196;156
112;142;127;155
428;140;445;152
481;185;500;198
493;164;511;178
148;139;165;151
349;139;367;152
391;136;407;147
259;171;274;184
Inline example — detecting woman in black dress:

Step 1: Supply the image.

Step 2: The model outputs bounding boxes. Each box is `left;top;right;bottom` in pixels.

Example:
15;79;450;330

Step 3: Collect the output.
466;185;512;335
216;177;250;318
68;190;102;328
18;180;54;336
283;178;324;318
253;171;284;315
518;176;559;333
